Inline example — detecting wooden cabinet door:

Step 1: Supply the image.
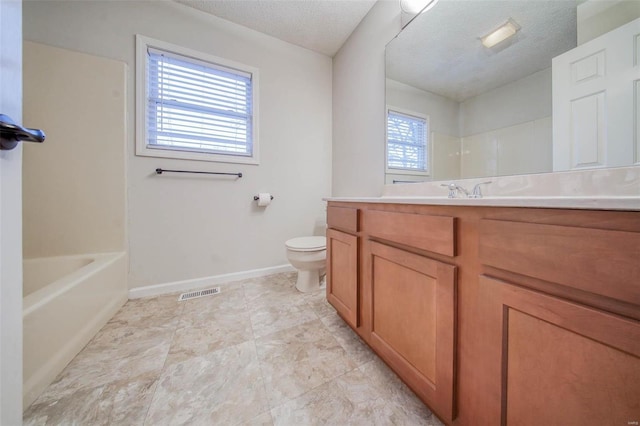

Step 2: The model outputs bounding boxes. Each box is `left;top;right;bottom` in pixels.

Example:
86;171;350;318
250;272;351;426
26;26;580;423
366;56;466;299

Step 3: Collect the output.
480;275;640;426
367;241;457;422
326;228;358;328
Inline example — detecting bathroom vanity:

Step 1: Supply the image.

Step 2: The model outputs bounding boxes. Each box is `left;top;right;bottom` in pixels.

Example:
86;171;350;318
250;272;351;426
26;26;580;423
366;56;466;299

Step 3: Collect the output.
362;0;640;421
325;198;640;425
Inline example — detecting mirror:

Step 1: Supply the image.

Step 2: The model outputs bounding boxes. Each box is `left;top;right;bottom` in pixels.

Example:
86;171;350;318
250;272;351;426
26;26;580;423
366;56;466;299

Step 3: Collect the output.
385;0;640;184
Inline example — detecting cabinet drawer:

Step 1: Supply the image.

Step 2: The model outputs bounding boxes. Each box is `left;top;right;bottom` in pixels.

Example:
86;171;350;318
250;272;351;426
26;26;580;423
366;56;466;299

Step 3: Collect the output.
327;206;359;233
479;219;640;305
363;210;456;256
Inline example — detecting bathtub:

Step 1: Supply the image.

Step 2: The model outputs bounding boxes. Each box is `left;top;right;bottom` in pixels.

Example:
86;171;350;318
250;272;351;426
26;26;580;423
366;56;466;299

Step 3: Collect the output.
23;252;128;409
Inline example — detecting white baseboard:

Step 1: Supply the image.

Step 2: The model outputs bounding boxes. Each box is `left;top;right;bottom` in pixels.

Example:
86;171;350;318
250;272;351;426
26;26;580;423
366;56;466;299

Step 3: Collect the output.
128;264;295;299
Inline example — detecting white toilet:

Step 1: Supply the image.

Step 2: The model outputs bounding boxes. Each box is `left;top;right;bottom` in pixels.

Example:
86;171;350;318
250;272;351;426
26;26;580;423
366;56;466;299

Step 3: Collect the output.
285;236;327;293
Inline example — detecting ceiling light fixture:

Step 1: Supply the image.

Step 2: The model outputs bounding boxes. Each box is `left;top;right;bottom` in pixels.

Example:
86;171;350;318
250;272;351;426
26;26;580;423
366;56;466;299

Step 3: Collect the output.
481;18;521;48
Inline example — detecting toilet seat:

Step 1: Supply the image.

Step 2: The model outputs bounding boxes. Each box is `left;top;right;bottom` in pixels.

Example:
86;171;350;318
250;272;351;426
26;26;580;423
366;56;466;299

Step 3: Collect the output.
285;236;326;252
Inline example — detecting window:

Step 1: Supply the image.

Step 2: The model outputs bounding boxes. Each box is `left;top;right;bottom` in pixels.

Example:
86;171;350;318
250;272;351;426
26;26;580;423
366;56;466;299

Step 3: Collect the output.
386;108;429;174
136;35;259;164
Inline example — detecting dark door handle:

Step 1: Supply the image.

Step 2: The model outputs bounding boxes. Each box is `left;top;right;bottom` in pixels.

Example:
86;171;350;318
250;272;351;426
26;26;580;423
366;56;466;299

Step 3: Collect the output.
0;114;45;150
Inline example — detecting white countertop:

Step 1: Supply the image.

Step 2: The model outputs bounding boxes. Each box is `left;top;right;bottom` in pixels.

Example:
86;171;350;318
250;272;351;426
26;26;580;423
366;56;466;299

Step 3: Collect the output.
325;196;640;211
328;166;640;210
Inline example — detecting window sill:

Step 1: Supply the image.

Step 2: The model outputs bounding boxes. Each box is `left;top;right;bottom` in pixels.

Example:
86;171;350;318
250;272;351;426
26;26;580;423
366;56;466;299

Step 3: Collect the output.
386;168;430;176
136;144;260;165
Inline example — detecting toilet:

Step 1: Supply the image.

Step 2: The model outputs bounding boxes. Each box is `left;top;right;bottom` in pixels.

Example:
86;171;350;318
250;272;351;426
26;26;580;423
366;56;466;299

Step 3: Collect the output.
285;236;326;293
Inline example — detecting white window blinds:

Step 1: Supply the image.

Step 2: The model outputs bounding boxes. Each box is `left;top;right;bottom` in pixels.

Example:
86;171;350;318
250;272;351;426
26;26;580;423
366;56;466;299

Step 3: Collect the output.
387;110;428;172
147;47;253;156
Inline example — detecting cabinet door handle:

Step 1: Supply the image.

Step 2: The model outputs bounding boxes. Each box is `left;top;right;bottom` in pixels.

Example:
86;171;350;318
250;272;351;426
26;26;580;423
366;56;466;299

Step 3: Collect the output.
0;114;45;150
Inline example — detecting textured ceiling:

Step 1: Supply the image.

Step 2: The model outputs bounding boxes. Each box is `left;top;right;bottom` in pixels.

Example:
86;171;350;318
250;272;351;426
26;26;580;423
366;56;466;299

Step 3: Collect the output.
386;0;577;102
175;0;379;56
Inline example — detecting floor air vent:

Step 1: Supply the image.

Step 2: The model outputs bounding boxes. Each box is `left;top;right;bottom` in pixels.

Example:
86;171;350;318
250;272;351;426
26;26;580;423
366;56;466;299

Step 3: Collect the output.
178;287;221;301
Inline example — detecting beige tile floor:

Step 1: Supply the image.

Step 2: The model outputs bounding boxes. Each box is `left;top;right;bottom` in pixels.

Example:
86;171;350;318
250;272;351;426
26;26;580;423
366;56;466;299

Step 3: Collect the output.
24;272;444;426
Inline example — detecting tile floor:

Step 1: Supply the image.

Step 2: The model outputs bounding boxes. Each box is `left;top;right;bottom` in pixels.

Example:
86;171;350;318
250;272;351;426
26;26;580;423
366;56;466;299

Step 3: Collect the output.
24;272;443;426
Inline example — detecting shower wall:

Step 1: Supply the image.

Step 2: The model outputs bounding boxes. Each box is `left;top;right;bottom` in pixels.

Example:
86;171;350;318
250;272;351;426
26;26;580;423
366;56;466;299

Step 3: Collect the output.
22;41;127;257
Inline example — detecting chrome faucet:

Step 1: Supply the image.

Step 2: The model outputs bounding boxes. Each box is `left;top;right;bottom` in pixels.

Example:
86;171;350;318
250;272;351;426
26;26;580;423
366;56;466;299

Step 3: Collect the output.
441;181;491;198
441;183;470;198
469;181;492;198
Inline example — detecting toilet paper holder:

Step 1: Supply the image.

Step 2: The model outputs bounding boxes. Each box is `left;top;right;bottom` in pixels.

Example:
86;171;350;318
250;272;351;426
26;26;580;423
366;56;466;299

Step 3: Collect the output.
253;194;274;201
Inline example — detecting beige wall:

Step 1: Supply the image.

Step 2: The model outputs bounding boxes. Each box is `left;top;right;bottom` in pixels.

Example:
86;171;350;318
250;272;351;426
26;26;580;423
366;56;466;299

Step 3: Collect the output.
386;79;460;137
23;1;332;288
578;0;640;44
460;68;552;137
22;42;127;258
332;0;401;197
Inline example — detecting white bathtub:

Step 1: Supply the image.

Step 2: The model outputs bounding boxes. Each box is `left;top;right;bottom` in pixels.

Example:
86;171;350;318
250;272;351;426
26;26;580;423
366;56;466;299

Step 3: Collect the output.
23;252;128;409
